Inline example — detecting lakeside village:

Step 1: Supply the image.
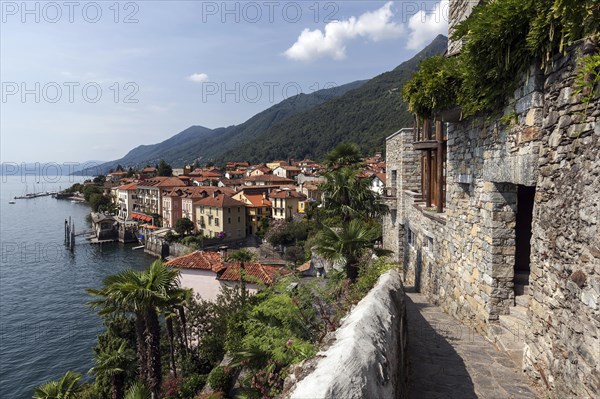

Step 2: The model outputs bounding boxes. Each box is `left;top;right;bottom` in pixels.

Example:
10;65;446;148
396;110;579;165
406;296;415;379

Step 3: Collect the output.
29;0;600;397
40;145;394;399
61;153;386;262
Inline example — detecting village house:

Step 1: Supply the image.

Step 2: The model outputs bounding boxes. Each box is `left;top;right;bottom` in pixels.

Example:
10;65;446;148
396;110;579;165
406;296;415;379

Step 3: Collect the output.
232;188;272;235
370;173;386;195
134;176;186;220
242;174;295;186
224;169;246;179
266;160;288;169
268;188;307;220
174;186;236;228
165;251;290;301
112;182;137;220
245;165;272;177
272;165;301;180
107;171;128;182
161;188;186;228
138;166;158;179
382;3;599;395
193;193;246;241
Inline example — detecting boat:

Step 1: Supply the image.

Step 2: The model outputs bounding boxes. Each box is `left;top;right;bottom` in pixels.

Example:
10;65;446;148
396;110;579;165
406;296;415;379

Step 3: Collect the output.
8;200;16;204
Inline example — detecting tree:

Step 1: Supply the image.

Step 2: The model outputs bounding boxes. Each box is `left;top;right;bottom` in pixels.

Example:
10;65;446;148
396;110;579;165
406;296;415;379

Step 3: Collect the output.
157;160;172;177
320;166;388;226
33;371;82;399
87;261;189;398
90;193;114;213
174;218;194;236
324;142;362;170
123;382;151;399
314;220;380;281
116;164;124;172
226;249;256;305
93;175;107;185
89;339;135;399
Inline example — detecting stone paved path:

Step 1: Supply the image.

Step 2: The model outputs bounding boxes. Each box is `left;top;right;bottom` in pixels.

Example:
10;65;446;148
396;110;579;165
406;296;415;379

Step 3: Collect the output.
405;289;540;399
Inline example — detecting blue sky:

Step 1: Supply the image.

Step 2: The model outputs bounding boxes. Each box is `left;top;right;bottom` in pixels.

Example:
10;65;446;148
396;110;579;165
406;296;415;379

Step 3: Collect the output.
0;1;448;163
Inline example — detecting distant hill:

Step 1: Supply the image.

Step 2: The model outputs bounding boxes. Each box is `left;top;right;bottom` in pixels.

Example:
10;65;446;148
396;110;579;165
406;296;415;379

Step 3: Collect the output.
93;80;367;173
94;35;448;172
217;35;448;163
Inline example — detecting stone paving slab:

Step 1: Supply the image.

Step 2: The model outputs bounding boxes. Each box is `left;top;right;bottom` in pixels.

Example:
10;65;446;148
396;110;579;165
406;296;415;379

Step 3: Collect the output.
406;290;540;399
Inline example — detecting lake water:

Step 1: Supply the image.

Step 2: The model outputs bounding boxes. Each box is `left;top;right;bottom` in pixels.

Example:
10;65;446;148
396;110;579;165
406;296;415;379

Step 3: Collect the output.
0;176;156;398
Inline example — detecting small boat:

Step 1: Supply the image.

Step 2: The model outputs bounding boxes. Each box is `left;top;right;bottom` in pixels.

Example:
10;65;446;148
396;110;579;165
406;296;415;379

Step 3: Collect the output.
8;200;16;204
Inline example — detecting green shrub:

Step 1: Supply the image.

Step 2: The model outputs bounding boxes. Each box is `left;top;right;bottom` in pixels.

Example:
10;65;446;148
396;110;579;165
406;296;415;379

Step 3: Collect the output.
350;258;397;301
177;373;207;399
207;366;229;393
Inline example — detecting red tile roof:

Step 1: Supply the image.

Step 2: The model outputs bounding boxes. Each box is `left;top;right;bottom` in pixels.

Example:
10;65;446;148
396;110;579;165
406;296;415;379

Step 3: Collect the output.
166;251;225;273
243;194;272;207
243;175;295;183
137;176;185;187
268;189;306;199
193;193;245;208
296;261;311;272
218;263;291;285
115;182;138;191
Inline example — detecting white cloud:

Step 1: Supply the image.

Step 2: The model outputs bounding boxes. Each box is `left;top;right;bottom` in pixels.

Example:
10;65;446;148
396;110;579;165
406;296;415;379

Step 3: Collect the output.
284;2;405;62
188;73;209;83
406;0;449;50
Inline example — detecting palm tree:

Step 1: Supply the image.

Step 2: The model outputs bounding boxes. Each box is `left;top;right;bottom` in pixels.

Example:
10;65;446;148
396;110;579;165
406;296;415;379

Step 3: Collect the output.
314;220;381;281
324;142;362;169
33;371;82;399
89;339;135;399
124;382;151;399
87;260;188;398
321;167;388;226
226;249;256;305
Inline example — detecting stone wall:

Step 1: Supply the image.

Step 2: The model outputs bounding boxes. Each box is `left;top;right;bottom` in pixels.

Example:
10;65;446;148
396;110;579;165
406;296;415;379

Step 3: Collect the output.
388;43;599;396
283;270;408;399
523;49;600;397
447;0;481;56
383;129;421;263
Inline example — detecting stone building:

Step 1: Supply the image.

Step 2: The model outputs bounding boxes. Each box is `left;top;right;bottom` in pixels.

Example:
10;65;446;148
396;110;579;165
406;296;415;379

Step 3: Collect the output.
383;1;599;397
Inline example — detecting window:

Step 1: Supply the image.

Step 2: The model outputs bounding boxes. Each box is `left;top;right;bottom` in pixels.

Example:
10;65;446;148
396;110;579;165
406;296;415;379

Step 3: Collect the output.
238;216;241;222
391;209;397;225
425;234;434;254
228;208;231;214
228;217;231;224
407;228;416;247
391;170;397;188
238;207;241;213
215;218;219;226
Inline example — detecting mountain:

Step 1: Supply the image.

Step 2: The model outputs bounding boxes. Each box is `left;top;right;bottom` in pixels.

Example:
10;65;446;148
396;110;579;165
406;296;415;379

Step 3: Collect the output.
94;80;367;173
95;35;448;172
217;35;448;163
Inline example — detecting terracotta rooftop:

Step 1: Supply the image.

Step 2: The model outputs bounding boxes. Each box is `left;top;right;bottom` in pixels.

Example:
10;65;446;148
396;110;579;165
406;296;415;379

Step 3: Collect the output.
268;189;306;199
218;262;291;285
166;251;225;273
138;176;186;187
242;194;272;207
296;260;311;272
243;175;295;183
193;193;245;208
115;182;137;191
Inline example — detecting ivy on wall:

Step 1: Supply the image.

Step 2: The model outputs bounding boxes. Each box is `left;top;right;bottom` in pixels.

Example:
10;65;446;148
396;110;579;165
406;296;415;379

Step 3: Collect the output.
403;0;600;119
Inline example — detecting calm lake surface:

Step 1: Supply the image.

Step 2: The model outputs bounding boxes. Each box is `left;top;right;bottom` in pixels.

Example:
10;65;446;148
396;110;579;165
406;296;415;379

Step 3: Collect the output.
0;176;156;398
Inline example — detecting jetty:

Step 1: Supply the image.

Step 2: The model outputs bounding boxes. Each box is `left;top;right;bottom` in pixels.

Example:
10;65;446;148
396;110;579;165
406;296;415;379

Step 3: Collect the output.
14;191;57;200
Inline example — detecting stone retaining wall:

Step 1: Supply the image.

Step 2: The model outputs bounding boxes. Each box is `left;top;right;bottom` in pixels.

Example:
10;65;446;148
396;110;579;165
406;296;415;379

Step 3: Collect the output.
386;43;599;396
283;269;408;399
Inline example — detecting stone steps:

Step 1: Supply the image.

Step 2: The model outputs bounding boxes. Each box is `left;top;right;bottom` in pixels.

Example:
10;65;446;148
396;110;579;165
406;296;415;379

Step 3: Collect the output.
515;283;530;296
489;304;529;369
515;294;529;307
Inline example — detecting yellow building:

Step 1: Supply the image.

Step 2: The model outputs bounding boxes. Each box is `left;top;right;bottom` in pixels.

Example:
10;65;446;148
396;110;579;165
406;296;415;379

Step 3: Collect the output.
193;194;246;241
233;190;272;235
268;189;307;220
